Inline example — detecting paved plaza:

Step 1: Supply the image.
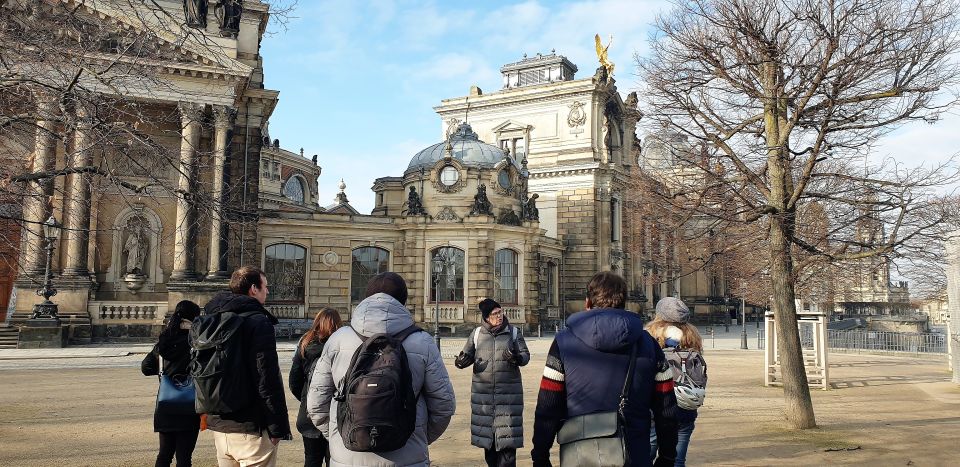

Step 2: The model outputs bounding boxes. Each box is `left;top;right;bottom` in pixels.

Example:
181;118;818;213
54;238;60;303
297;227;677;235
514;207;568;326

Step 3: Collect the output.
1;335;959;466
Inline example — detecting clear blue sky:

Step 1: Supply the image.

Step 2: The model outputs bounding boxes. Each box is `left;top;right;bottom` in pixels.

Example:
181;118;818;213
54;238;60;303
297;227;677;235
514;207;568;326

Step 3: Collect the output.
260;0;960;214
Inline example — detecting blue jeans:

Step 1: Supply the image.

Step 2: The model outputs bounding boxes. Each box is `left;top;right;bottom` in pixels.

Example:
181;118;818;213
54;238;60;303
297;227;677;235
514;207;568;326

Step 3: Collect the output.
650;419;696;467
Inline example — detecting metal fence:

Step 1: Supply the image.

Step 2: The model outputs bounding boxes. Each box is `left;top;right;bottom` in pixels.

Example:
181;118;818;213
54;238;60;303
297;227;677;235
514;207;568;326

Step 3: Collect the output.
757;328;948;354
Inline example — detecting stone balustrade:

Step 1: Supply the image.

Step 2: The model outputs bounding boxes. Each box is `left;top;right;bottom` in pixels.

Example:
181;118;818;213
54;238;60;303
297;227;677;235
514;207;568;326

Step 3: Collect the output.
90;301;168;321
268;304;305;319
428;305;464;322
504;306;524;322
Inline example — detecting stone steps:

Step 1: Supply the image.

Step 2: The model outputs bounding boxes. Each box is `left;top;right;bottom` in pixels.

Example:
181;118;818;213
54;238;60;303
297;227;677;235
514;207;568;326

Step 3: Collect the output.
0;325;19;349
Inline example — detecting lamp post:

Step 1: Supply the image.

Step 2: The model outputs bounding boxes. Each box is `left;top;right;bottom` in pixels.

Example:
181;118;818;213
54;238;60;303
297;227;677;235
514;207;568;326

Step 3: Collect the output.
431;253;444;350
31;215;62;322
740;296;749;350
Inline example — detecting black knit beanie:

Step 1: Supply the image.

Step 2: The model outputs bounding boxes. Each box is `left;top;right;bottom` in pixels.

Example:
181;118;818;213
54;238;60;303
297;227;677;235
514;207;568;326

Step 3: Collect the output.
478;298;501;320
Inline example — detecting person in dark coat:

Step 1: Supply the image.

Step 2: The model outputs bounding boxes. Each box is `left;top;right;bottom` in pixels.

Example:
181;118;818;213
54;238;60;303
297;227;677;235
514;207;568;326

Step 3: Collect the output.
455;298;530;467
141;300;202;467
531;272;679;467
203;266;291;466
289;307;342;467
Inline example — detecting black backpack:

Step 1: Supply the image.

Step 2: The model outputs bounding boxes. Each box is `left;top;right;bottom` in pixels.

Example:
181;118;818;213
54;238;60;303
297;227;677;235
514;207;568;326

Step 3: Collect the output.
189;310;259;415
335;325;422;452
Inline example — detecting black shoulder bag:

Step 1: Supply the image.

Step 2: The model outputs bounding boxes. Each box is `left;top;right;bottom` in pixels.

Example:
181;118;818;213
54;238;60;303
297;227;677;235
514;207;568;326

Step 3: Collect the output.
556;342;638;467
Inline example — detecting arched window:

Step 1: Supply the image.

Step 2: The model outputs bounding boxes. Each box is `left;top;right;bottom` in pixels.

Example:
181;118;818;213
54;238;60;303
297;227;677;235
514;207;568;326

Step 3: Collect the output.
351;247;390;304
283;176;305;204
494;249;518;304
430;247;465;303
263;243;306;302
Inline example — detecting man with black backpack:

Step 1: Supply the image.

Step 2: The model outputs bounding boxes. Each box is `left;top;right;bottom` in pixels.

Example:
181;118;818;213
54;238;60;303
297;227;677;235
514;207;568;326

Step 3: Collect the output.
307;272;456;466
191;266;290;466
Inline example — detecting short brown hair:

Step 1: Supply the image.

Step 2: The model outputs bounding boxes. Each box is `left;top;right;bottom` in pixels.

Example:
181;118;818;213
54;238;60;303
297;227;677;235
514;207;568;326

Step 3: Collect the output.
230;266;265;295
586;271;627;309
365;272;408;305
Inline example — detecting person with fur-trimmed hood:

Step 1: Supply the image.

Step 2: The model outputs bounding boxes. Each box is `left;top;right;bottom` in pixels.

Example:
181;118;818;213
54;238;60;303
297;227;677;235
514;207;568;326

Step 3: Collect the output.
455;298;531;467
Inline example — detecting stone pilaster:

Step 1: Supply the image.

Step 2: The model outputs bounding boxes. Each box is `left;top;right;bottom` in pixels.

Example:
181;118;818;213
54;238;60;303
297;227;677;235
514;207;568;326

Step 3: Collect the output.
61;106;93;278
206;105;235;279
19;96;58;277
171;102;204;281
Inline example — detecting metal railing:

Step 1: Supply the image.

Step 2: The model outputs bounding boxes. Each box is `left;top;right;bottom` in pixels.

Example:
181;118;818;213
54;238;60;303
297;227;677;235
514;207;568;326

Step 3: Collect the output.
757;328;947;354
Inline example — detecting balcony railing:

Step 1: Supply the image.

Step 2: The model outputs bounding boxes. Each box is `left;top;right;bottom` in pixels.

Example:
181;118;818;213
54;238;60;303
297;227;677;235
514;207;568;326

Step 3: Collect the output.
89;301;168;321
503;307;524;323
267;304;306;319
432;305;464;322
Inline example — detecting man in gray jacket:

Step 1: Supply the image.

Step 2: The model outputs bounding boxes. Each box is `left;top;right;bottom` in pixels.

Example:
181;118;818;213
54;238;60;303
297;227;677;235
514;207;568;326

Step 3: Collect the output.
307;272;456;466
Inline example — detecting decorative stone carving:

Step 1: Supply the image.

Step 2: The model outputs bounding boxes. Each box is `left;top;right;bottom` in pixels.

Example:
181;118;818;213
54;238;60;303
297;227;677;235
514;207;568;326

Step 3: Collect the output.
567;101;587;128
212;105;236;129
322;251;339;267
523;193;540;221
445;118;462;137
123;221;148;274
468;184;493;216
405;186;427;215
183;0;208;28
497;208;522;226
215;0;243;38
435;206;460;223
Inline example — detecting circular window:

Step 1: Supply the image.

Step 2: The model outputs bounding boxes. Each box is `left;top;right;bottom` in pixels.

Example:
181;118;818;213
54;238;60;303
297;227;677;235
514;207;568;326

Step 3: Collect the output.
440;166;460;186
498;169;512;190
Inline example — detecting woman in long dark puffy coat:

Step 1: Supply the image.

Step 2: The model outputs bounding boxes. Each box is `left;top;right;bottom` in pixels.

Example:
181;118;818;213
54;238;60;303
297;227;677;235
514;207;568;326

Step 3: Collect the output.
141;300;202;467
455;298;531;467
289;307;342;467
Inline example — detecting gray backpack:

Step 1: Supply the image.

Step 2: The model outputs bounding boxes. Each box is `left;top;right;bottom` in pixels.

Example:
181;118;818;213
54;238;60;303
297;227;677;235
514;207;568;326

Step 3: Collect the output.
665;347;708;389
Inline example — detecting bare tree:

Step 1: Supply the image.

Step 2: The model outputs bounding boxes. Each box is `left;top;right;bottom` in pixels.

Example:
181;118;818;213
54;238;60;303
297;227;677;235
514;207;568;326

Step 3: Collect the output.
638;0;960;429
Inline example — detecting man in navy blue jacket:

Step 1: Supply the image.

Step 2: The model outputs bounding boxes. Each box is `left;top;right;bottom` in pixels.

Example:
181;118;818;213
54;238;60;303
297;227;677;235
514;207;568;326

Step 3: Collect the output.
531;272;678;467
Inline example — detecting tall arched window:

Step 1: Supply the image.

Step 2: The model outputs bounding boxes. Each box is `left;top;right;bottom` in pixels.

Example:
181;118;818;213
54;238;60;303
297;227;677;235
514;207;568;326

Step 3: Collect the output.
263;243;306;302
430;247;465;303
283;176;305;204
351;247;390;304
494;249;518;304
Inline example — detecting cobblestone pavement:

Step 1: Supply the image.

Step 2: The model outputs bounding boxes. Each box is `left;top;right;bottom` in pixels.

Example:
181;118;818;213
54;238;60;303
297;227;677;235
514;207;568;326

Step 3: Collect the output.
1;336;959;466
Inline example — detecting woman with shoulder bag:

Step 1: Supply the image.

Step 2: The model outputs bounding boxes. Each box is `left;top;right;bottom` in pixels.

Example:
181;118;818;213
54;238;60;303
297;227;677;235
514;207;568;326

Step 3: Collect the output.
289;307;342;467
455;298;531;467
141;300;202;467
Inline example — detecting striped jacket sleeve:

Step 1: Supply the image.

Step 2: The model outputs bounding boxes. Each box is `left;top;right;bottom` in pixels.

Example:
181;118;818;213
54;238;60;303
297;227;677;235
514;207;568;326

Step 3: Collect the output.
531;339;566;467
650;346;679;466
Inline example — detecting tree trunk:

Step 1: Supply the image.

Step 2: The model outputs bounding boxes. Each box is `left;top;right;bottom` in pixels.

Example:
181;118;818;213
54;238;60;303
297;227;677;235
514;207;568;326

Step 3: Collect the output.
769;215;818;429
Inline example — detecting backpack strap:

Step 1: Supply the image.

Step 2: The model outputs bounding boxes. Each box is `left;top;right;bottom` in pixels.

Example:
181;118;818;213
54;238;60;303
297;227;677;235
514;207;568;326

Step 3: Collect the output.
394;324;423;342
472;327;481;349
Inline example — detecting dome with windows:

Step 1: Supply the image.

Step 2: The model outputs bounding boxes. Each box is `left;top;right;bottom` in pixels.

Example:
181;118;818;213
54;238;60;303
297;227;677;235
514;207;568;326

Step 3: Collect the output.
406;123;519;172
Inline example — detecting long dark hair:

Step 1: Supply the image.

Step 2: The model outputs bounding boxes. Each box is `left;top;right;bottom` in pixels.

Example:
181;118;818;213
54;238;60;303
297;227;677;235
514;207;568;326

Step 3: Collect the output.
300;308;342;356
160;300;201;339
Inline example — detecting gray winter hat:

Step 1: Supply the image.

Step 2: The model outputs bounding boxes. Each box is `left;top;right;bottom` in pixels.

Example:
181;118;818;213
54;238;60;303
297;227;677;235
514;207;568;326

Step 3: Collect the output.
655;297;691;323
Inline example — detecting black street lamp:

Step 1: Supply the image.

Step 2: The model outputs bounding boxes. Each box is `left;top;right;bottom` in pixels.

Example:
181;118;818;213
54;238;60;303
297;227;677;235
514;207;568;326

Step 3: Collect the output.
31;215;62;322
431;253;445;350
740;296;749;350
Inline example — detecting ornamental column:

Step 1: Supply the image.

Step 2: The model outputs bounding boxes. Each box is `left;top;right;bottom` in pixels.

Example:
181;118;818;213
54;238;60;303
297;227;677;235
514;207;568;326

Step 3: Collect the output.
20;96;58;276
171;102;204;281
62;106;94;277
206;105;235;279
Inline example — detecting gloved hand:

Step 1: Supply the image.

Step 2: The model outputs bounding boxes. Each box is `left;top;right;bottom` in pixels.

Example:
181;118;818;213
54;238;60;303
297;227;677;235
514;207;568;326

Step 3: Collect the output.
502;348;517;365
454;351;474;369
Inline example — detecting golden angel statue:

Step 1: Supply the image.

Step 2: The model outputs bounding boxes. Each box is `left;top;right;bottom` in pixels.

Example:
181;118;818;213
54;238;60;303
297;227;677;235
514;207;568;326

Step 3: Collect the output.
595;34;615;76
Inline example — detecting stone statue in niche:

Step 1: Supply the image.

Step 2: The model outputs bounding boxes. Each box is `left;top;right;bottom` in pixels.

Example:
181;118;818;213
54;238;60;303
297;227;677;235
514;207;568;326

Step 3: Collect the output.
215;0;243;38
498;208;522;227
406;186;427;215
183;0;208;28
123;222;148;275
523;193;540;221
469;184;493;216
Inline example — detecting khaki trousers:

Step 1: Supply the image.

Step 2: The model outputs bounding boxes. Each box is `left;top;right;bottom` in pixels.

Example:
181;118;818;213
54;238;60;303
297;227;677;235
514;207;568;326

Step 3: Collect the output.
212;430;278;467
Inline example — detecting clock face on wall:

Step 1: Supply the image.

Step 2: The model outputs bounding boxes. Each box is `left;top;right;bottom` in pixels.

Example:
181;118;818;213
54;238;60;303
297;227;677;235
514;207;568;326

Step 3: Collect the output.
498;169;512;190
440;165;460;186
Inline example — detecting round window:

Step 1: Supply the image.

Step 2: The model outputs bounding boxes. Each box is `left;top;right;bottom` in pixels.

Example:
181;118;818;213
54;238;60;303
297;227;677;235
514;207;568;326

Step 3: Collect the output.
440;166;460;186
498;169;512;190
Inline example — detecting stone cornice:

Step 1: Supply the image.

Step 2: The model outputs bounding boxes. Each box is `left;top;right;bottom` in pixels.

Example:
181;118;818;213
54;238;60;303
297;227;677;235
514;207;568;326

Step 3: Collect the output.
436;81;598;114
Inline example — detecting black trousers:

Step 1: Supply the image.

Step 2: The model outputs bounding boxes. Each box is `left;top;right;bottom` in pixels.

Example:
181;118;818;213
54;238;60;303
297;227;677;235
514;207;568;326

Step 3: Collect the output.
303;435;330;467
156;429;199;467
484;447;517;467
